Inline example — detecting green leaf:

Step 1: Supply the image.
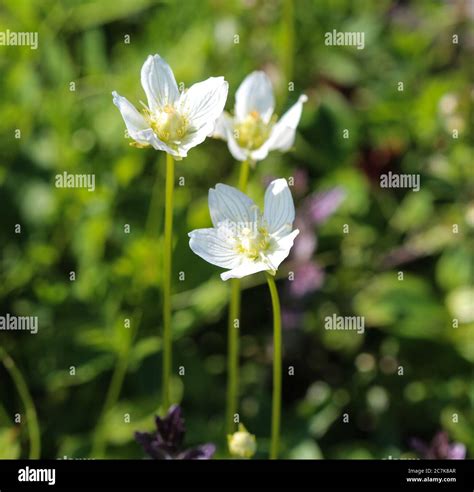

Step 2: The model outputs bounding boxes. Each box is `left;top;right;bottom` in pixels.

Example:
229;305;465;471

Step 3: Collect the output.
354;273;447;338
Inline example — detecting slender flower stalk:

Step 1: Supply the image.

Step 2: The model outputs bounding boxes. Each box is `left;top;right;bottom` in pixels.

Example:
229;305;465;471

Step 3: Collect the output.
265;273;282;459
188;179;298;458
238;159;250;192
0;346;40;459
214;71;305;441
112;53;228;415
282;0;295;87
226;278;240;435
226;159;251;435
162;153;175;411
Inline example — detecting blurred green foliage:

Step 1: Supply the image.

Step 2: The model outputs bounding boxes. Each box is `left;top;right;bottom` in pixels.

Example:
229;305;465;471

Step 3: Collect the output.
0;0;472;459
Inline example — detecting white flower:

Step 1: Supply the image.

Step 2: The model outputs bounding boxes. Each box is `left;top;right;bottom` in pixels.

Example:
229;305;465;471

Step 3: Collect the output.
112;54;228;159
188;178;299;281
213;71;307;162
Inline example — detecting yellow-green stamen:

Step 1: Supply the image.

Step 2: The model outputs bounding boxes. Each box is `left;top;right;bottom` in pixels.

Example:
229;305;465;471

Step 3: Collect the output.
146;105;188;144
234;111;272;150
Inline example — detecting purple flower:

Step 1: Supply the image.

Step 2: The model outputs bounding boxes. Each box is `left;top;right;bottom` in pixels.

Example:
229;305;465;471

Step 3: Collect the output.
303;187;345;226
289;262;325;298
292;187;345;264
135;405;216;460
410;432;466;460
292;222;317;263
286;186;344;299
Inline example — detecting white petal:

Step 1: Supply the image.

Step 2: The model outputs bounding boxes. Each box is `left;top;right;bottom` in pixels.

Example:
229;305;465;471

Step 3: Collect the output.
188;228;240;269
249;142;271;162
235;71;275;123
112;92;181;156
149;136;182;156
112;91;161;147
221;260;268;281
140;54;179;111
228;129;249;162
266;229;299;271
179;128;210;156
213;112;232;140
212;114;248;161
248;94;307;161
208;184;257;227
180;77;228;131
264;179;296;235
226;132;248;161
112;92;148;134
266;94;307;152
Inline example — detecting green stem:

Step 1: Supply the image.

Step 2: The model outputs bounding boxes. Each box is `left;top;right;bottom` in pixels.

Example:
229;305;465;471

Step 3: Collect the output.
226;159;251;437
0;346;41;459
238;159;250;193
265;273;282;460
226;279;241;434
162;153;175;412
145;158;164;236
282;0;295;86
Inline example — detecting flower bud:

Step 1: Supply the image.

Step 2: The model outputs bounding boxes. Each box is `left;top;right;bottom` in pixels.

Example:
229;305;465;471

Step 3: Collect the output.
227;424;257;458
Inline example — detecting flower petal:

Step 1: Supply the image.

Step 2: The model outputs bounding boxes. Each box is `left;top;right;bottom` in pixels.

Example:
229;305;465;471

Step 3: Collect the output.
188;228;240;269
212;113;249;161
264;179;296;235
249;144;271;162
235;71;275;123
266;229;299;271
112;91;150;141
157;405;185;449
180;77;228;131
178;443;216;460
140;54;179;111
213;112;232;141
220;260;269;281
149;137;183;157
178;128;209;156
266;94;307;152
226;132;249;161
250;94;307;161
208;184;257;227
112;92;177;154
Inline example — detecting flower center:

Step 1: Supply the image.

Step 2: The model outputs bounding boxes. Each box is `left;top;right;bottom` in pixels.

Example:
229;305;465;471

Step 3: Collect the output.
235;223;271;260
147;105;188;143
234;110;272;150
